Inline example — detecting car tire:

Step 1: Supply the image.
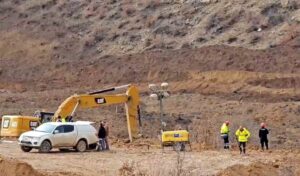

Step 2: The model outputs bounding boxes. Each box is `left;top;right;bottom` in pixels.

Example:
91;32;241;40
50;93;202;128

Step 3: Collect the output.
21;146;32;152
76;140;87;152
39;140;52;153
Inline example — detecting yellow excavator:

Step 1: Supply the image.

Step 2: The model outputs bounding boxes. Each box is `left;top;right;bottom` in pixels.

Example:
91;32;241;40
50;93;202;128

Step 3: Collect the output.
1;84;141;142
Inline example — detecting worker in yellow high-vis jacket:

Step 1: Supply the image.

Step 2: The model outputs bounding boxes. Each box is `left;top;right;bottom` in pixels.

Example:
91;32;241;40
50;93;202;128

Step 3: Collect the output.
235;126;251;154
220;121;230;149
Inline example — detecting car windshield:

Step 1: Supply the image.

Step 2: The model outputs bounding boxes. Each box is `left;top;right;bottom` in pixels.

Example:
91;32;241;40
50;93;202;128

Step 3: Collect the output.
35;123;56;133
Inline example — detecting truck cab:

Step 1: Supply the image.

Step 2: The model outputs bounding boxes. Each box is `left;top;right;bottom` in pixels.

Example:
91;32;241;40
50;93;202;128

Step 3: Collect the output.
18;121;99;153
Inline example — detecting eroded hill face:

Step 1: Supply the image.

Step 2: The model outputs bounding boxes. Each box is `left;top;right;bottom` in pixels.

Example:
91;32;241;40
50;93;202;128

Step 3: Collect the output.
0;0;299;57
0;0;299;90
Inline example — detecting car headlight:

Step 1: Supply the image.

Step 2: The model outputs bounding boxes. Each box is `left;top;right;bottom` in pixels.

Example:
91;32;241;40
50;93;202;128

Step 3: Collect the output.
22;136;30;141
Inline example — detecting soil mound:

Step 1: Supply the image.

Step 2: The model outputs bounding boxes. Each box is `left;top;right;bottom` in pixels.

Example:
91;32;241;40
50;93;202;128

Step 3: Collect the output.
0;155;45;176
217;162;278;176
217;152;300;176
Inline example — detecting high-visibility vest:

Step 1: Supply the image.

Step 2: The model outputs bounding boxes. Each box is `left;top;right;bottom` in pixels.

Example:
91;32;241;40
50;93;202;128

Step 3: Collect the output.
61;118;66;123
235;128;251;142
220;123;229;134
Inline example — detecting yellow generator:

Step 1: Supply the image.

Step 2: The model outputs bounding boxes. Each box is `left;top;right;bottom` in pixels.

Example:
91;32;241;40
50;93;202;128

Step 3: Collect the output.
161;130;190;151
0;115;40;137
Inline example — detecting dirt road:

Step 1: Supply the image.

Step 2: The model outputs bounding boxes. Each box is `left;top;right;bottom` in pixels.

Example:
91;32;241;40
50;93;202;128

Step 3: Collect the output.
0;140;285;176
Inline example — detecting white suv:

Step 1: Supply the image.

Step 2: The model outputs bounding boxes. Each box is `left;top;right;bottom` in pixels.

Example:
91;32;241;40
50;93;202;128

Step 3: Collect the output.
18;121;99;153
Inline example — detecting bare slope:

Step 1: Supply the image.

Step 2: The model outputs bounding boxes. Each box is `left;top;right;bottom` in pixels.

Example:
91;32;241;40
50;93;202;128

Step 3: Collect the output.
0;0;299;94
0;0;299;57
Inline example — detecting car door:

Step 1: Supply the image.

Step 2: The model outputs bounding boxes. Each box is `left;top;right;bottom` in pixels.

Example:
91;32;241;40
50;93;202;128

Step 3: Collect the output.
52;125;65;147
63;125;77;146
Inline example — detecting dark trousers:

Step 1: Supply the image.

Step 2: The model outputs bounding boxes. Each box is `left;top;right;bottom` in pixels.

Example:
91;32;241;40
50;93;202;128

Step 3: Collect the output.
260;139;268;150
238;142;246;154
98;138;106;151
221;134;229;149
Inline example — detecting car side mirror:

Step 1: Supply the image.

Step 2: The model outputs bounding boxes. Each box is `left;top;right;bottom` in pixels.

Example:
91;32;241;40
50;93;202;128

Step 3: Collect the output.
53;130;59;134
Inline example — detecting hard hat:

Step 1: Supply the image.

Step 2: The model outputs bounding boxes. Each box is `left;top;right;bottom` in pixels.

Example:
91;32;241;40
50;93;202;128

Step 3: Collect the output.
261;123;266;127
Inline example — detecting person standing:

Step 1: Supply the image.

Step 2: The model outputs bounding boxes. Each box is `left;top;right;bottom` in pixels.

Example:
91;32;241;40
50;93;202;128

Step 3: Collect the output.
97;122;107;151
259;123;269;151
104;121;110;150
56;116;62;122
220;121;230;149
235;126;251;154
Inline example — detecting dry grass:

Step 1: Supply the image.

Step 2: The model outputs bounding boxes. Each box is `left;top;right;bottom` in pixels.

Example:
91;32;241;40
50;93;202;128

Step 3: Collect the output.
118;151;188;176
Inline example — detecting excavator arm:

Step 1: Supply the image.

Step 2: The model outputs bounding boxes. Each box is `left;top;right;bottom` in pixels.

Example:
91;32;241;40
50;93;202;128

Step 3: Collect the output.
53;85;140;142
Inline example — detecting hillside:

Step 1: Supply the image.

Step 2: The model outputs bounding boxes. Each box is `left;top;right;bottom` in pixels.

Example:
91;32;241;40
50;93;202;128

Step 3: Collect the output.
0;1;300;175
0;0;299;89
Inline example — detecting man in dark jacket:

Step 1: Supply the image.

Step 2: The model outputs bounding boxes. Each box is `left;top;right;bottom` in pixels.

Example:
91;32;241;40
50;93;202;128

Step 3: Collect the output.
259;123;269;150
98;122;107;151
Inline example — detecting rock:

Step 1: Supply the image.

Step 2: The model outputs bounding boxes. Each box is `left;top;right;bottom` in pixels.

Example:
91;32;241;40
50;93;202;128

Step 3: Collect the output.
273;163;280;168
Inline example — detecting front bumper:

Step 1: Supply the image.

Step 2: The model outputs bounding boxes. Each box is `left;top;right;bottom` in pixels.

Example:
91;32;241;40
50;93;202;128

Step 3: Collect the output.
18;140;40;147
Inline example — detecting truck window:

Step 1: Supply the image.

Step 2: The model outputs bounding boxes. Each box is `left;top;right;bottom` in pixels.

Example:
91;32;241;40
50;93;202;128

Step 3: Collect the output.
30;121;39;128
55;126;64;133
3;119;10;128
63;125;74;133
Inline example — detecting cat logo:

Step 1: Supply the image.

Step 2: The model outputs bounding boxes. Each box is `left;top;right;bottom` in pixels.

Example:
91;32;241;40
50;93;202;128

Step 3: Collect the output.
95;98;106;104
174;133;182;138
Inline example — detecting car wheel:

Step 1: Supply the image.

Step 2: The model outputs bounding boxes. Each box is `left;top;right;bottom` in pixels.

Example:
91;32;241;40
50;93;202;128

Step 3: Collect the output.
39;140;52;153
21;146;32;152
76;140;87;152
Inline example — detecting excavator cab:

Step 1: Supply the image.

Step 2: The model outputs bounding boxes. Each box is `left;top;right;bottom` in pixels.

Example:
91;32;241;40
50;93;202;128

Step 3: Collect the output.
33;111;54;123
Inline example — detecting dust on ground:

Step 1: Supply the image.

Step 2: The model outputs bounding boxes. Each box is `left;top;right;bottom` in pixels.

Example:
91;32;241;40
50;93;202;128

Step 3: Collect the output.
1;140;297;176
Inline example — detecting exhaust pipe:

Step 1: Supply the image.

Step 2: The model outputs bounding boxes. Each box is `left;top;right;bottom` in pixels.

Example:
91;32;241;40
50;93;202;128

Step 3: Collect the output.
88;84;131;95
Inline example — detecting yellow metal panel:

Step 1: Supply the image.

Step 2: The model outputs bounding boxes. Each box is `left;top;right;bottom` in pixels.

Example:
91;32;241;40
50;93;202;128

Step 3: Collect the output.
0;116;39;137
125;86;140;141
161;130;189;143
53;94;128;119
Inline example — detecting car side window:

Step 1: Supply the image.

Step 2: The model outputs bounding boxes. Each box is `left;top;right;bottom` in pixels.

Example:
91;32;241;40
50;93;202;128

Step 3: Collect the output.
63;125;74;133
55;126;64;133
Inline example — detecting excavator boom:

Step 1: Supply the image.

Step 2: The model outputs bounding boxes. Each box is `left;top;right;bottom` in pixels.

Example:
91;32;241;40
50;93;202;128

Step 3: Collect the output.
53;85;140;142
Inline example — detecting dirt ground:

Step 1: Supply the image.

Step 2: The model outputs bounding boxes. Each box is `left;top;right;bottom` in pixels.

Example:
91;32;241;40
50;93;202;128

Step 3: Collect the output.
0;140;298;176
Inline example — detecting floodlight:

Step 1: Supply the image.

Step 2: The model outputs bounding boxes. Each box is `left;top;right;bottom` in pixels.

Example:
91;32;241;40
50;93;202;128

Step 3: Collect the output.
149;84;157;91
150;93;158;98
161;82;168;89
